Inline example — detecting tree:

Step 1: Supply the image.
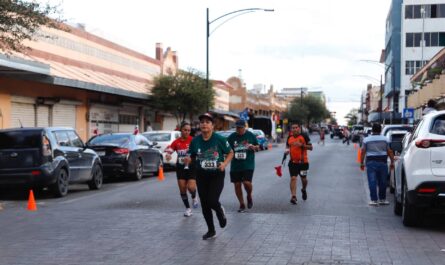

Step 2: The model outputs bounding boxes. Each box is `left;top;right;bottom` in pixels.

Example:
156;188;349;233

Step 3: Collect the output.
151;69;215;126
345;108;359;126
284;95;330;126
0;0;63;53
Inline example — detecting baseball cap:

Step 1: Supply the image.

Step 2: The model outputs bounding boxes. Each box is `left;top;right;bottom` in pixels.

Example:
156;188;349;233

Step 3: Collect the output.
235;120;246;127
198;112;214;122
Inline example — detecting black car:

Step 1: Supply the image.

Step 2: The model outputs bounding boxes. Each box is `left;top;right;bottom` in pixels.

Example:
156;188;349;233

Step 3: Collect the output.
86;133;162;180
0;127;103;197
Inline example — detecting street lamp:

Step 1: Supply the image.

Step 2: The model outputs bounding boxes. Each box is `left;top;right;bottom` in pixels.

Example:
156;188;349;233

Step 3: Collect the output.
206;8;274;102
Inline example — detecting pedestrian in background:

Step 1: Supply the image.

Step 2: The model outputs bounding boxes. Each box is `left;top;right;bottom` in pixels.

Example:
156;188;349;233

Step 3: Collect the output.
276;126;283;143
342;127;350;145
318;129;325;145
165;122;198;217
423;99;437;116
360;123;395;206
228;120;259;213
185;113;234;240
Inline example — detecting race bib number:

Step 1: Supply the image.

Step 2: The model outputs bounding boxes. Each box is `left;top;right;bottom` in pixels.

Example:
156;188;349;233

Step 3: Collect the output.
201;160;218;169
300;170;308;177
178;157;185;165
235;152;247;160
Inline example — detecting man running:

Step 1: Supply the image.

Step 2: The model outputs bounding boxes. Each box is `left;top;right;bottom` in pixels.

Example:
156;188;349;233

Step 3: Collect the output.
285;123;313;204
227;120;259;212
165;122;198;217
185;113;234;240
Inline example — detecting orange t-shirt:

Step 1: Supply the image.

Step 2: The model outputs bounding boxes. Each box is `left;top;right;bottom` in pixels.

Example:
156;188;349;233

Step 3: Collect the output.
287;133;311;164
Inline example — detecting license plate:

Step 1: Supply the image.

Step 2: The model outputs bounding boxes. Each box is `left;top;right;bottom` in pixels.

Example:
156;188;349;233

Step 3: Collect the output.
96;151;105;157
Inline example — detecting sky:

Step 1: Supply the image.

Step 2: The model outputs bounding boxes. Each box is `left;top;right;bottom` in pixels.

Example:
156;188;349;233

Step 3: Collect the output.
46;0;391;125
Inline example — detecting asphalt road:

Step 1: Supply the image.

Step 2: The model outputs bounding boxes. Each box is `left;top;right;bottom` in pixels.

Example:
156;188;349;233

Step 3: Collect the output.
1;135;444;265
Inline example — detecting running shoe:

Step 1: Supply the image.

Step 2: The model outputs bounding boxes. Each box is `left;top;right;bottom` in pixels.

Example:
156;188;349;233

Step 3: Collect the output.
247;194;253;209
217;205;227;228
238;204;246;213
368;201;379;206
379;200;390;205
290;196;297;205
301;189;307;201
192;198;199;209
184;208;192;217
202;231;216;240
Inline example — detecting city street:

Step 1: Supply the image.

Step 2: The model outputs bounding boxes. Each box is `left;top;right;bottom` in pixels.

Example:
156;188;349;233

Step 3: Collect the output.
1;136;445;265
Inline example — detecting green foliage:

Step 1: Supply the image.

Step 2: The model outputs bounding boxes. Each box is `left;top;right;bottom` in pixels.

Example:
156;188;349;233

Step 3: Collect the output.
284;95;330;126
0;0;63;53
345;108;359;126
151;69;215;125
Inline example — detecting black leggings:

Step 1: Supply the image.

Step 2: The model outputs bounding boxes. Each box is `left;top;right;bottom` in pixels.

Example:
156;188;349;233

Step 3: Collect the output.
196;170;225;233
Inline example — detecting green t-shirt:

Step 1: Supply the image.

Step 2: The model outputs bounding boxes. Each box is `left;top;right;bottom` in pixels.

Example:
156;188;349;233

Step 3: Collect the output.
189;132;232;171
227;130;259;172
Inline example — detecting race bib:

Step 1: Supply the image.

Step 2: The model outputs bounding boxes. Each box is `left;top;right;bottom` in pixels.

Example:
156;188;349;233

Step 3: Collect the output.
201;160;218;169
300;170;308;176
235;152;247;160
178;157;185;165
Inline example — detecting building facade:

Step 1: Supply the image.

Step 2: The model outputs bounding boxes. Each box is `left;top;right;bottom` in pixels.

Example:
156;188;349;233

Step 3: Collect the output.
400;0;445;114
0;24;178;140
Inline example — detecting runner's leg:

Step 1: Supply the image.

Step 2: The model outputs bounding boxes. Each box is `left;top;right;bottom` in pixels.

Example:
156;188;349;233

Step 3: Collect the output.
196;174;215;233
209;171;226;228
290;176;298;197
178;178;190;209
243;180;253;208
234;182;245;207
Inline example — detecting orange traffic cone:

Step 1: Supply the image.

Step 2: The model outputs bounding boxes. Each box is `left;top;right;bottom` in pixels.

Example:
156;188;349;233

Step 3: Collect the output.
157;166;165;181
268;143;272;150
357;148;362;164
27;190;37;211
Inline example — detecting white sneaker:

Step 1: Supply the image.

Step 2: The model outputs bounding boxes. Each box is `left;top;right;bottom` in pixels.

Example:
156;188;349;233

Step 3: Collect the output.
368;201;379;206
379;200;390;205
192;198;199;209
184;208;192;217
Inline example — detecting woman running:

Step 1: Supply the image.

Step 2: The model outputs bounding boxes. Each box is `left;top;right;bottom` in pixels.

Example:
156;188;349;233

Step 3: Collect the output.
185;113;234;240
165;122;198;217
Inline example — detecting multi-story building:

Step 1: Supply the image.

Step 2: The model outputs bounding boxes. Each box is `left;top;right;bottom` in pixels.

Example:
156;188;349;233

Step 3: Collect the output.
399;1;445;114
384;0;402;117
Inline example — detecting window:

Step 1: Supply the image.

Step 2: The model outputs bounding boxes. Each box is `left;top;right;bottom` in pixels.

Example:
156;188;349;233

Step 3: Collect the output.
67;131;84;148
88;134;131;147
405;5;413;19
414;33;422;47
440;33;445;46
405;61;428;75
431;117;445;135
406;33;414;47
0;131;41;149
440;4;445;17
54;131;70;147
119;114;138;125
424;32;431;47
431;32;439;46
413;5;422;18
431;4;437;18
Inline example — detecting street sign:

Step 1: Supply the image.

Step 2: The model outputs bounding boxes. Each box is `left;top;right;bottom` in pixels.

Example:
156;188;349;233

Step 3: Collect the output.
403;108;414;119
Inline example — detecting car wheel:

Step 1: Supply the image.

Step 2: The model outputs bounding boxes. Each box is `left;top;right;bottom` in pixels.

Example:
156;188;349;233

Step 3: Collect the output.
132;159;143;181
330;135;333;139
393;181;402;216
88;164;103;190
402;181;420;226
50;168;69;198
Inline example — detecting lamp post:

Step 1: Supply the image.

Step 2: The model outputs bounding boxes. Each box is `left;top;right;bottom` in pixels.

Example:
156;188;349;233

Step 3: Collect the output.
206;8;274;103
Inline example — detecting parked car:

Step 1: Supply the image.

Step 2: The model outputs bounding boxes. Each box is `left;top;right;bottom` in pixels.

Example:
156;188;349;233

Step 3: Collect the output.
381;124;413;137
249;129;269;150
215;130;235;139
393;111;445;226
330;127;344;139
387;130;409;193
351;125;364;143
142;131;180;167
0;127;103;197
87;133;162;180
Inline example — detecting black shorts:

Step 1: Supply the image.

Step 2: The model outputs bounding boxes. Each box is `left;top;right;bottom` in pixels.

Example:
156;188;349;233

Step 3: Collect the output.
230;170;254;183
176;166;195;180
288;162;309;177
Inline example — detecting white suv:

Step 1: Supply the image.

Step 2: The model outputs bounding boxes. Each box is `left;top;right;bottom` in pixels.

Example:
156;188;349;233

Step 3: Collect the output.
393;111;445;226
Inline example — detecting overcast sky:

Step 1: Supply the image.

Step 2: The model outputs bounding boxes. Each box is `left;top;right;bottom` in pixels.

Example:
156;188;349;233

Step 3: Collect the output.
46;0;391;124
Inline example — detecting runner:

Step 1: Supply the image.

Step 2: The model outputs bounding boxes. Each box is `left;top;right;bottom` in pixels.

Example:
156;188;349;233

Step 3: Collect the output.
227;120;259;213
165;122;198;217
285;123;313;204
318;129;325;145
184;113;234;240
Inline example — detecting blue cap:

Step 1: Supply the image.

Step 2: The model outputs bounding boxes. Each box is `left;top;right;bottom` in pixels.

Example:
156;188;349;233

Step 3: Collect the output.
235;120;246;127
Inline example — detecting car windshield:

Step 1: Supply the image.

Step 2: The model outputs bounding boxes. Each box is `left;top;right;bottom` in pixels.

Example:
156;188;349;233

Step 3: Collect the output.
144;133;171;142
0;130;41;149
88;134;131;147
431;117;445;135
390;134;406;142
